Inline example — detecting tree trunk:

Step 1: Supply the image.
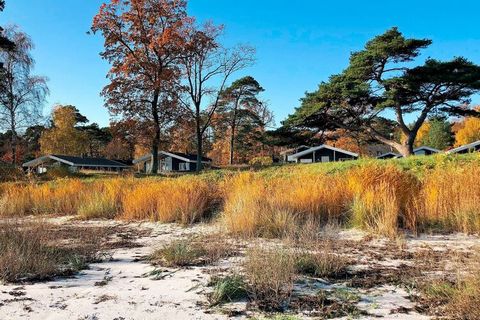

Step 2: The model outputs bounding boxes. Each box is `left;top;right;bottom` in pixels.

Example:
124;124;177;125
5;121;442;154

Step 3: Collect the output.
229;109;237;166
10;129;17;166
151;90;160;174
196;116;203;172
10;107;17;165
397;142;414;157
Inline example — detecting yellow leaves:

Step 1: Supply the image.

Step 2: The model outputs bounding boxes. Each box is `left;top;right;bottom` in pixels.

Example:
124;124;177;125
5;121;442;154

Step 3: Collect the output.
455;117;480;146
415;121;431;147
39;105;89;156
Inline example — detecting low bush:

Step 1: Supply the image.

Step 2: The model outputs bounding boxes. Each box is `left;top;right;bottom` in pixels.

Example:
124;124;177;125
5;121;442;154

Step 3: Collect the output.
294;250;349;278
249;156;273;168
151;240;206;267
244;246;296;311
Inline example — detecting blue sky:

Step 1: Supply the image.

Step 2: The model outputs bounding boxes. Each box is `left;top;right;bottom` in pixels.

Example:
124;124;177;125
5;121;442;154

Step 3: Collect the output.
2;0;480;128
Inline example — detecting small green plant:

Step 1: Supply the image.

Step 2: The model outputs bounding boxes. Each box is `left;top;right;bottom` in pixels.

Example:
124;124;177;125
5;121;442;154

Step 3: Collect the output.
295;251;349;278
151;240;206;267
209;275;247;306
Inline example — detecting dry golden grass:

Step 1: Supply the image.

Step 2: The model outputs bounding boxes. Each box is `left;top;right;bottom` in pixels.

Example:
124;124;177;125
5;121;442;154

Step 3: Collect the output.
419;165;480;233
347;165;420;237
0;160;479;236
122;177;218;224
0;176;219;225
222;172;350;237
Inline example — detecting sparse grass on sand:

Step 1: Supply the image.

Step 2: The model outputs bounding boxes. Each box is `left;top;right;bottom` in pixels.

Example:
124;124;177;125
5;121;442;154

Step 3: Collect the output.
0;220;109;283
420;252;480;320
208;275;247;306
149;235;234;267
243;246;297;311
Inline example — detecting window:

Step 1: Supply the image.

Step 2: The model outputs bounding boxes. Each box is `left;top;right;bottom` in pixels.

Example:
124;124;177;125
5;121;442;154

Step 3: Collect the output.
416;150;426;156
179;163;190;171
321;156;330;163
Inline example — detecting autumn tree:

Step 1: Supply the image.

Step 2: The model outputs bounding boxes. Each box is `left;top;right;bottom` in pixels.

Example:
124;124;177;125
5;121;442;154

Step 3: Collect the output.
455;116;480;146
0;26;48;165
414;118;453;150
91;0;190;173
39;105;89;156
285;28;480;157
80;123;112;157
102;121;136;160
180;22;254;171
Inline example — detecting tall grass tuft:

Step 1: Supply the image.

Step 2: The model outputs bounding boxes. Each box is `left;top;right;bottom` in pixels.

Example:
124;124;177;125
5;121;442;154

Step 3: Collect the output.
419;165;480;233
122;177;218;224
222;172;351;237
244;246;297;310
347;165;420;237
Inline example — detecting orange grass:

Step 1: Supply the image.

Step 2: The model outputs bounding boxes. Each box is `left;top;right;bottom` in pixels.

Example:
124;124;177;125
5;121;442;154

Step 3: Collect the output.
121;177;218;224
419;165;480;233
0;161;479;235
221;172;351;237
347;165;420;237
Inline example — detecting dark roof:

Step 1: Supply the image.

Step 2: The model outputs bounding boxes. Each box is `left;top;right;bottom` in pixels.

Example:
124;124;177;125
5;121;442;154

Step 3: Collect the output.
169;152;212;162
23;155;130;168
132;151;212;164
50;155;129;167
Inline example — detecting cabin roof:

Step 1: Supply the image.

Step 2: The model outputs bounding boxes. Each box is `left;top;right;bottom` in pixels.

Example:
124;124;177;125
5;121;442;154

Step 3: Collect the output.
288;144;359;160
133;151;212;164
376;152;401;159
413;146;441;153
23;154;130;168
446;140;480;154
279;145;310;155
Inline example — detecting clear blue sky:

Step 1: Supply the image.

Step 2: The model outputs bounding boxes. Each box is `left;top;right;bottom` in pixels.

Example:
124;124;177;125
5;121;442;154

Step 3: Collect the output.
2;0;480;128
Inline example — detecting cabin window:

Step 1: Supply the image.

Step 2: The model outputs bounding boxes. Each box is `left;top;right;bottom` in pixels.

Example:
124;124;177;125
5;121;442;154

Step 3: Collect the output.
300;159;312;163
179;163;190;171
321;156;330;163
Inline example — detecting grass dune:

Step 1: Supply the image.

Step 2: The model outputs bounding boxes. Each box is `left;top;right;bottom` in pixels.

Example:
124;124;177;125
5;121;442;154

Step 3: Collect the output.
0;154;479;235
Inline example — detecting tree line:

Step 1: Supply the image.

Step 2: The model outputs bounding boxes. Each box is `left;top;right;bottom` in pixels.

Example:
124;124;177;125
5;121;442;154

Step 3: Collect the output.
1;1;479;170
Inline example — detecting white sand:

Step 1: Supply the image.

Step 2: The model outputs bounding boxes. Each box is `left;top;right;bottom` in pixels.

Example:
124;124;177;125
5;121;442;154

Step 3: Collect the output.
1;218;478;319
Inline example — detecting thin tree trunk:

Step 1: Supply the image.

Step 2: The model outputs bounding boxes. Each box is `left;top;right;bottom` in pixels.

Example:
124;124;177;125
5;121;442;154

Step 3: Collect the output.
229;108;237;166
195;114;203;172
151;90;160;174
11;129;17;165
